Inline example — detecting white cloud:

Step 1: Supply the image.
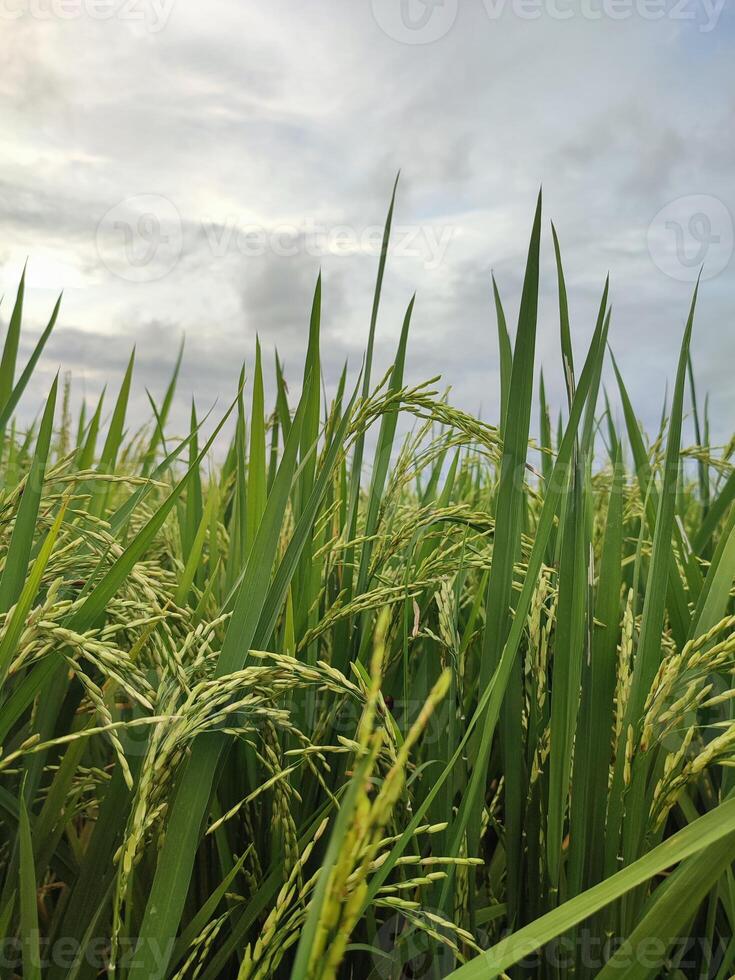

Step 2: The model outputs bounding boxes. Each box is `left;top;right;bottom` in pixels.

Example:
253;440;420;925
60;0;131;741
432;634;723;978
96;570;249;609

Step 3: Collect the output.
1;0;734;443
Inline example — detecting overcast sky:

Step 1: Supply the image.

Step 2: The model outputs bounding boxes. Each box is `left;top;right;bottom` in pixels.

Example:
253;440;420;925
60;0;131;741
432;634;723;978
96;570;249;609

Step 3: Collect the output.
2;0;734;446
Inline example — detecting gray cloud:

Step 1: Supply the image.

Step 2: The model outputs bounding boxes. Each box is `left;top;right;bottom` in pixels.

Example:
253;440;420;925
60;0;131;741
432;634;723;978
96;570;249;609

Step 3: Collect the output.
1;1;734;448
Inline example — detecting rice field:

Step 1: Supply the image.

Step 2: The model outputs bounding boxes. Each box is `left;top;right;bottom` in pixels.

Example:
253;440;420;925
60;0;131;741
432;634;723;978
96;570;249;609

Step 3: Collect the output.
2;188;735;979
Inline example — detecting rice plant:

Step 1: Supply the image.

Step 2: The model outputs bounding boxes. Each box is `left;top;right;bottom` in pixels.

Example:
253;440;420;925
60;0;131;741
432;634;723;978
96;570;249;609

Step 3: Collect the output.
1;187;735;979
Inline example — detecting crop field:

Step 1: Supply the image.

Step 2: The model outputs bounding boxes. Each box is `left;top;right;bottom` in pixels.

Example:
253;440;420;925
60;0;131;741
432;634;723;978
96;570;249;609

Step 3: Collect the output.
1;190;735;979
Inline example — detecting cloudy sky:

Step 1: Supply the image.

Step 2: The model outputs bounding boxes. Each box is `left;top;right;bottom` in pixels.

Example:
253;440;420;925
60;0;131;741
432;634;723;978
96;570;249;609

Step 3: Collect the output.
2;0;734;445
